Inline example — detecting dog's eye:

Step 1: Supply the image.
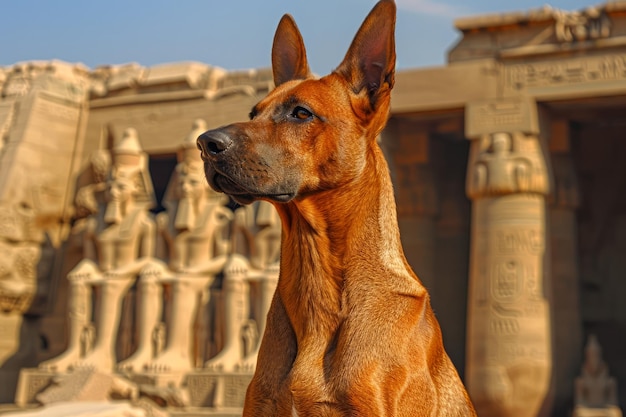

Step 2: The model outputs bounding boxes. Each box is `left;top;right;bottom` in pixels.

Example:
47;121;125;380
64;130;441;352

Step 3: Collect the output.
291;106;313;120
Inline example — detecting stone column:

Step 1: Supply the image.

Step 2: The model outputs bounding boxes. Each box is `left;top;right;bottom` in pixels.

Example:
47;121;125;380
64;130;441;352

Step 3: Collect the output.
464;98;553;417
548;119;583;416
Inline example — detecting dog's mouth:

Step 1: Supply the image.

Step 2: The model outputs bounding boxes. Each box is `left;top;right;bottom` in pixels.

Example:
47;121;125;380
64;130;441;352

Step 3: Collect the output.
209;170;295;205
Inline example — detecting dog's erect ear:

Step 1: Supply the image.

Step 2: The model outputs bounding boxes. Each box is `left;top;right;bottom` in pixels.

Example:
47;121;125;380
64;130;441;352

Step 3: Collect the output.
335;0;396;109
272;14;311;87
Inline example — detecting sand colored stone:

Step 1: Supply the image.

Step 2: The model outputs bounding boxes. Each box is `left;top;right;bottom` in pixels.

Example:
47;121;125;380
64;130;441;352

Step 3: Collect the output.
573;335;622;417
119;120;231;374
464;99;553;417
4;2;626;414
2;401;147;417
35;369;137;404
39;128;157;372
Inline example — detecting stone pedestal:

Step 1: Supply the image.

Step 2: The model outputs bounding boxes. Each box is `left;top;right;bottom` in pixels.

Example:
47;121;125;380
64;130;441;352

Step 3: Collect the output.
573;406;623;417
573;335;622;417
184;371;252;409
15;369;57;406
464;98;553;417
129;371;187;390
16;368;254;411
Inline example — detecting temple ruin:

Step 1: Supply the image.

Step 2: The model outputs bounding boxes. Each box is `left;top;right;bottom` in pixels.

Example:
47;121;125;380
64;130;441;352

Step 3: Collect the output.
1;2;626;416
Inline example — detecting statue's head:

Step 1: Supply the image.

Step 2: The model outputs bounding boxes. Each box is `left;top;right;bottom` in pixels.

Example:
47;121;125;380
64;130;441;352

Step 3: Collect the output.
167;119;227;207
492;132;511;154
583;334;604;375
175;161;207;201
106;167;141;204
106;127;155;208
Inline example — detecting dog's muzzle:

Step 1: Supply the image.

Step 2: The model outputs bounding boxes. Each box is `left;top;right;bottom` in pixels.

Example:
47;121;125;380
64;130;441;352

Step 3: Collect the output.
197;129;233;157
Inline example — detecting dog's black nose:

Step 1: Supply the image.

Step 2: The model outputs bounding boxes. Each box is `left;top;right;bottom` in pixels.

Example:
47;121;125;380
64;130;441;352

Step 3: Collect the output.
197;130;233;155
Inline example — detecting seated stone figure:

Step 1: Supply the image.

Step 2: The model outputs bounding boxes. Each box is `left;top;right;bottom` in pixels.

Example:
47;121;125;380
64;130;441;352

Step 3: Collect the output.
118;119;232;373
205;201;280;373
40;128;156;372
574;334;622;417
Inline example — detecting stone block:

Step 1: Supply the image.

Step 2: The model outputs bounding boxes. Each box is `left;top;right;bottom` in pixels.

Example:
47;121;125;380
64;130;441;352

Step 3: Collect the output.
15;369;138;406
1;401;146;417
14;369;55;406
573;405;623;417
184;371;252;409
169;409;242;417
141;62;210;90
129;372;186;390
465;97;539;138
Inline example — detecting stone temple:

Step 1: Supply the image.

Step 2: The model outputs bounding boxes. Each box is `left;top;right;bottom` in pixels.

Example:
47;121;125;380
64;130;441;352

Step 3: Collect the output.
1;3;625;417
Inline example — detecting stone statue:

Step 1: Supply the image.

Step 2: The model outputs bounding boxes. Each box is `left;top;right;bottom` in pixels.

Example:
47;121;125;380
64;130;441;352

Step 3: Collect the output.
204;254;251;373
118;119;232;373
205;201;280;373
237;263;279;373
40;128;156;372
574;334;622;417
470;132;548;196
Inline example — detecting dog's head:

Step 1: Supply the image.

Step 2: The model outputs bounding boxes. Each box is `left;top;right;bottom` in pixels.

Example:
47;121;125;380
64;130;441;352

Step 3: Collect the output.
197;0;396;205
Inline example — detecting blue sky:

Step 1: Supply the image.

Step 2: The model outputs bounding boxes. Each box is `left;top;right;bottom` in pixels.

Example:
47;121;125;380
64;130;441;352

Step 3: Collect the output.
1;0;596;74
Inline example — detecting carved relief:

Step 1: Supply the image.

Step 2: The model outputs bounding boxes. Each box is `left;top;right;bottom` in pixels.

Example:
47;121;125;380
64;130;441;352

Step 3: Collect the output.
497;229;544;255
491;260;523;303
0;203;44;313
466;99;539;139
29;120;281;410
465;97;552;417
505;54;626;93
3;61;290;411
1;62;88;100
554;7;611;43
467;197;552;417
467;132;549;199
119;119;232;374
39;127;157;372
0;101;16;156
3;67;35;98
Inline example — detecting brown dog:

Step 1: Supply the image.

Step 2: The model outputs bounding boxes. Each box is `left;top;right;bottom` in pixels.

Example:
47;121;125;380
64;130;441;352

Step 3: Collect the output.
197;1;476;415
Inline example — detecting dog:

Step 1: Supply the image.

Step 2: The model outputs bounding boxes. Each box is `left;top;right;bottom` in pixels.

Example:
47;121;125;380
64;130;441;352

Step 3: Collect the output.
197;1;477;415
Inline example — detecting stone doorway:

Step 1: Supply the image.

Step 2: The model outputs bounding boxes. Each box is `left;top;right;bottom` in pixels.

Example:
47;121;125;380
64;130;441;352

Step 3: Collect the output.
548;97;626;414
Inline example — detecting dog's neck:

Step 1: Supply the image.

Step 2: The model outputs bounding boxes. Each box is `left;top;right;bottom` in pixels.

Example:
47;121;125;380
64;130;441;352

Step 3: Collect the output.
273;141;411;344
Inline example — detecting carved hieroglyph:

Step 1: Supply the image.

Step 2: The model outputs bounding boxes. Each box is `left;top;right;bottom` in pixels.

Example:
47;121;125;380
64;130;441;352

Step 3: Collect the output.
465;99;553;417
